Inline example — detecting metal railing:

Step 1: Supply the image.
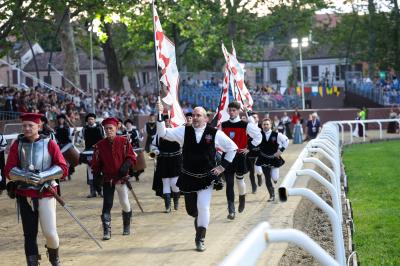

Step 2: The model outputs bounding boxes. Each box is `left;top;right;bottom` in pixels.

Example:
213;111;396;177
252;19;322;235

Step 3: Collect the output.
221;118;400;266
0;111;21;121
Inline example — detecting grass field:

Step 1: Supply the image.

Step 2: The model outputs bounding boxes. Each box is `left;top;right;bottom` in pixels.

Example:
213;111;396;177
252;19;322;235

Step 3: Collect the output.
343;140;400;265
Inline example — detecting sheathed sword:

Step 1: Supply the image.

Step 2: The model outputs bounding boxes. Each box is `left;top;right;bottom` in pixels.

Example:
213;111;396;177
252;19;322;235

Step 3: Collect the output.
125;181;144;213
42;183;103;249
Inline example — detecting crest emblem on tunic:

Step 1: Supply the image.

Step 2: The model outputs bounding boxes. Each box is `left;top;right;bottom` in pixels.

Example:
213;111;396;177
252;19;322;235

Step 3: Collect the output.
229;131;235;139
205;134;213;144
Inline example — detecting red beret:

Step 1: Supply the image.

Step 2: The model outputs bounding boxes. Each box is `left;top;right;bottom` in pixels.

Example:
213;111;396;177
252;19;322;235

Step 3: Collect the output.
20;113;43;124
102;117;119;127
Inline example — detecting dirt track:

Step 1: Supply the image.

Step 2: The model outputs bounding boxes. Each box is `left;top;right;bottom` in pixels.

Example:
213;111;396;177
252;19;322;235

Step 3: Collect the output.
0;142;306;266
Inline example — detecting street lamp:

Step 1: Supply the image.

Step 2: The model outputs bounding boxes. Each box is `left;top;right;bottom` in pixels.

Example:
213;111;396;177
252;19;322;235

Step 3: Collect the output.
291;37;309;110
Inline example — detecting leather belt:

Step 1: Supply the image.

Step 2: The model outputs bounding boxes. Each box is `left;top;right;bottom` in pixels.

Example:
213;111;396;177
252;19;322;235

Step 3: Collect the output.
159;151;181;157
259;151;275;159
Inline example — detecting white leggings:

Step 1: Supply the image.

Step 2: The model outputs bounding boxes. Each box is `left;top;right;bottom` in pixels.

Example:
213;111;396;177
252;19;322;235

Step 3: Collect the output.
235;175;246;195
271;168;279;182
197;187;213;228
87;165;93;181
162;177;180;194
255;165;263;175
116;184;131;212
38;197;59;249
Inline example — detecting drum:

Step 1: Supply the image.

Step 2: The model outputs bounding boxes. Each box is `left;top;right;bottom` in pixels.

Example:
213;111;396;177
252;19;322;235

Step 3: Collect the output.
61;143;80;167
133;150;146;171
80;150;94;165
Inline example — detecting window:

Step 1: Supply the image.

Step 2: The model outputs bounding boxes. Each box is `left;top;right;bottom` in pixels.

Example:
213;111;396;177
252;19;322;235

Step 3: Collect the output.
25;77;33;87
269;68;277;84
297;66;308;82
311;66;319;81
44;76;52;85
96;73;105;89
255;68;263;84
80;74;87;90
12;70;18;84
335;65;347;81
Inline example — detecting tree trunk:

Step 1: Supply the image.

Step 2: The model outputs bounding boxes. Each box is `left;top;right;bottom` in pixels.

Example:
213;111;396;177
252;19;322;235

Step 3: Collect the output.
367;0;376;78
101;22;123;91
54;6;80;89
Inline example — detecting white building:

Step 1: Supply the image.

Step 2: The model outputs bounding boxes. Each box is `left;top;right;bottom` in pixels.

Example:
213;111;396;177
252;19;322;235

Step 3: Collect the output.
245;43;361;90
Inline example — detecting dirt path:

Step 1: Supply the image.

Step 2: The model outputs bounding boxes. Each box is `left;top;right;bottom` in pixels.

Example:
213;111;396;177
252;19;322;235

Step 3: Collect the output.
0;142;306;266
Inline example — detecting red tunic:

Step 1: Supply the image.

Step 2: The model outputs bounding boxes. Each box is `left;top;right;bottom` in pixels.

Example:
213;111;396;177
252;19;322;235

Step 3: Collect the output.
4;137;68;198
91;136;136;184
222;120;248;150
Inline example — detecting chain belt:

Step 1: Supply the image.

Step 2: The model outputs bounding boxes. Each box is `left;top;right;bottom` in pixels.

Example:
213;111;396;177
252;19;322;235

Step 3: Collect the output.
259;151;275;159
181;168;209;178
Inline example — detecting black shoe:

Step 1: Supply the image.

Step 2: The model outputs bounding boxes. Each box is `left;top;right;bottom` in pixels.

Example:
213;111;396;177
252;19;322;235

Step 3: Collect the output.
227;201;235;220
267;187;275;202
238;195;246;213
47;247;60;266
257;174;263;187
122;210;132;235
195;227;207;252
164;193;171;213
101;213;111;240
87;193;96;198
26;255;41;266
172;192;180;210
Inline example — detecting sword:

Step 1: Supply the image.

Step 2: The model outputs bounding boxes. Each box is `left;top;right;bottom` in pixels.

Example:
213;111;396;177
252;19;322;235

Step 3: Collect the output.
42;183;103;249
125;181;144;213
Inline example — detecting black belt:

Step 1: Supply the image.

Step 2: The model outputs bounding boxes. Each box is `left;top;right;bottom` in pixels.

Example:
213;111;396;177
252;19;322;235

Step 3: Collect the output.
159;151;181;157
259;151;275;159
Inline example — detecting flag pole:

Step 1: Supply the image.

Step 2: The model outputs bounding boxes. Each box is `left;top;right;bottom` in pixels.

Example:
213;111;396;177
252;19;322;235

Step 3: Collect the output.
152;0;163;120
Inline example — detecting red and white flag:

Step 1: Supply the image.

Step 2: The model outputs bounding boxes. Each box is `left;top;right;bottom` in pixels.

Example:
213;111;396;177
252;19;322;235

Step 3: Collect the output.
214;64;230;129
153;5;185;127
222;42;254;109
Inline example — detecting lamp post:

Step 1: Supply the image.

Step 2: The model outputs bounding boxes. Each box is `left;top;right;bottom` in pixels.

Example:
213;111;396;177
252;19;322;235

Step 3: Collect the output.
89;22;95;114
291;37;309;110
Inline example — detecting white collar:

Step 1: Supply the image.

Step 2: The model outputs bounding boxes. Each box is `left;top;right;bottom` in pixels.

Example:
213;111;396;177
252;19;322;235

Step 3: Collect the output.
229;116;241;123
193;124;206;132
264;129;272;134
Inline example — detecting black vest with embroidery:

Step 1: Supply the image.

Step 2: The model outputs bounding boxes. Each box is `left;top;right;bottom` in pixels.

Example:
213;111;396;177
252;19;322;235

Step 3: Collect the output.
146;122;157;136
182;126;217;174
259;131;279;155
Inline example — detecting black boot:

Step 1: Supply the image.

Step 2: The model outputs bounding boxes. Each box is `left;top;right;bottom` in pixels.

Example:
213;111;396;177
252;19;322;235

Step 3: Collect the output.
238;195;246;213
172;192;180;210
122;211;132;235
47;247;60;266
267;187;275;202
164;193;171;213
195;227;207;252
26;255;41;266
251;183;257;194
87;181;96;198
257;174;263;187
101;213;111;240
227;201;235;220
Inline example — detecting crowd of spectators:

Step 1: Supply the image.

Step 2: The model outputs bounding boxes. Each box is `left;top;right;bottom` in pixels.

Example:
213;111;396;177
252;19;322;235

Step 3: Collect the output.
0;86;159;124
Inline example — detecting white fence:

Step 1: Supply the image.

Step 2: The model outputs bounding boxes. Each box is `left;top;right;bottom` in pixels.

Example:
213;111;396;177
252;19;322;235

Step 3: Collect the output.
220;118;400;266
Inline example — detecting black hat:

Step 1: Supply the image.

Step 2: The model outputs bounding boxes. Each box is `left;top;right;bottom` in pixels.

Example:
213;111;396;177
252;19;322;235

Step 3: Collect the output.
56;114;66;120
124;119;134;125
162;114;170;121
85;113;96;122
185;112;192;117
